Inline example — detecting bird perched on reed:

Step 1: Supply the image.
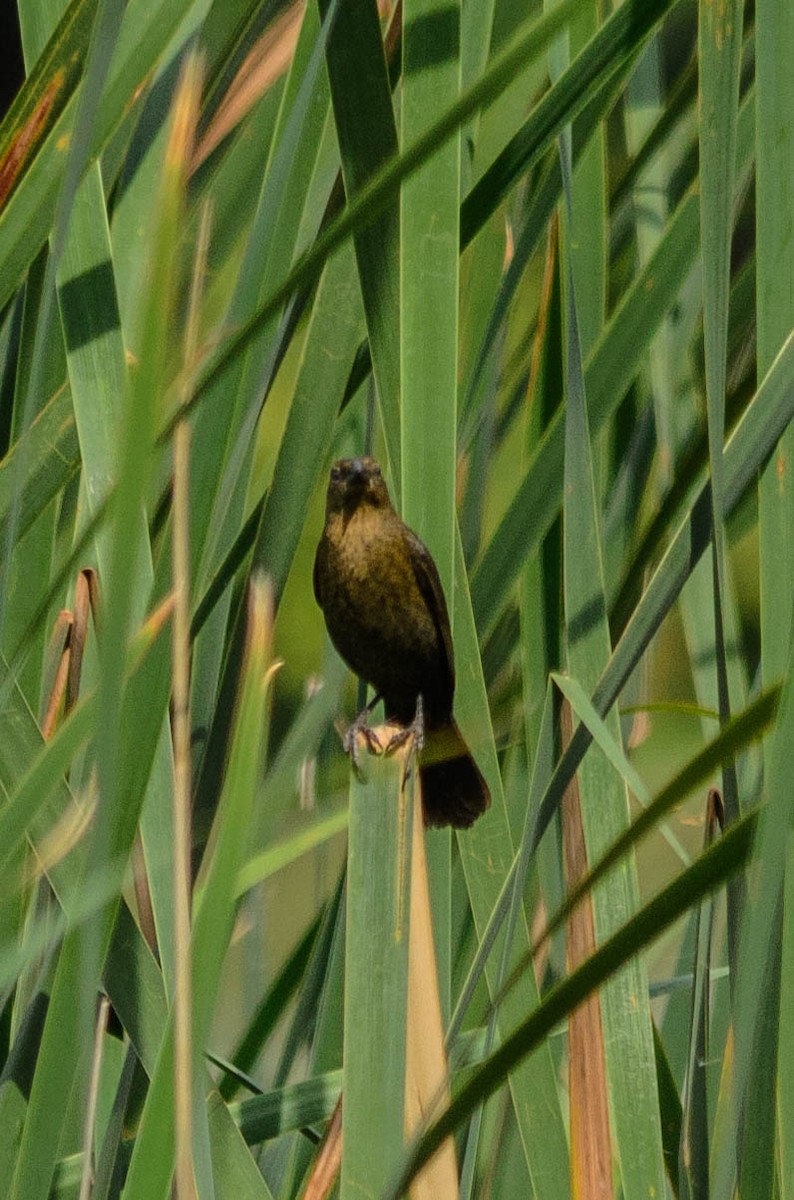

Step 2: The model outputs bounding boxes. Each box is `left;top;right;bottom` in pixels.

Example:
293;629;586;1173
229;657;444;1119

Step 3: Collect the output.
313;456;490;828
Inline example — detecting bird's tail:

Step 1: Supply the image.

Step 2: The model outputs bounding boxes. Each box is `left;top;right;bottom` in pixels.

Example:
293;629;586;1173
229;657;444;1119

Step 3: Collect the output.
419;719;491;829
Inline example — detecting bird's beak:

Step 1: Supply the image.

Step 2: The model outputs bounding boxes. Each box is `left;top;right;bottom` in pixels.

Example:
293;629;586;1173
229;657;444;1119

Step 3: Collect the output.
348;458;367;484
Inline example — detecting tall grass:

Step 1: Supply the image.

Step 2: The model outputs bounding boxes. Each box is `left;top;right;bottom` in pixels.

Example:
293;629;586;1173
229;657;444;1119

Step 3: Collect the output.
0;0;790;1196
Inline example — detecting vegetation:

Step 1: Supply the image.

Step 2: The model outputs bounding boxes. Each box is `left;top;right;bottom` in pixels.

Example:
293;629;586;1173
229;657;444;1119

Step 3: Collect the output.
0;0;790;1196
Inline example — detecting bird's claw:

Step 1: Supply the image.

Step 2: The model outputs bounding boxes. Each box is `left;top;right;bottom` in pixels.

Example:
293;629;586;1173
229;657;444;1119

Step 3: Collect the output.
384;696;425;794
384;694;425;756
339;696;425;789
339;708;383;780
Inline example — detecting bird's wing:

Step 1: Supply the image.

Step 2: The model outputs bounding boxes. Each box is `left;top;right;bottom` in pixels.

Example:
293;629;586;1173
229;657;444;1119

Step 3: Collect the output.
405;530;455;681
312;540;324;607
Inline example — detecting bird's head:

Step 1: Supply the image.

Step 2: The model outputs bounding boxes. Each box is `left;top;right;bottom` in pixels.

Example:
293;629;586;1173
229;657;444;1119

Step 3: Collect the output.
324;456;392;517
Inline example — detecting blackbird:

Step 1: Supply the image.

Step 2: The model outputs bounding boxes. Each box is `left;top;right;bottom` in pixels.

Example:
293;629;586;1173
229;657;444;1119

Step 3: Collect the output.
313;456;490;828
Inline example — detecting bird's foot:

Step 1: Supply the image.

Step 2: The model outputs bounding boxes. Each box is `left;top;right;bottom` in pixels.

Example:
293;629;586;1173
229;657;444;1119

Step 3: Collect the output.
384;696;425;793
384;694;425;755
339;694;384;779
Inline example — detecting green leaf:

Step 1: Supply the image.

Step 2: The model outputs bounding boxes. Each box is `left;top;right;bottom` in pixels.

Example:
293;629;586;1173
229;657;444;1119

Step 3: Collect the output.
451;527;570;1198
0;0;206;312
341;747;412;1198
123;577;276;1200
188;0;580;413
389;809;759;1197
400;0;462;1033
526;325;794;873
755;0;794;1192
321;0;401;478
559;129;665;1194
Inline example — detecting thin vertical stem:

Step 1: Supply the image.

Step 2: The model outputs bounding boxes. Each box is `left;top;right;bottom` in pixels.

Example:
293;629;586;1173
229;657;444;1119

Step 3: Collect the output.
171;198;212;1200
77;994;110;1200
172;413;194;1200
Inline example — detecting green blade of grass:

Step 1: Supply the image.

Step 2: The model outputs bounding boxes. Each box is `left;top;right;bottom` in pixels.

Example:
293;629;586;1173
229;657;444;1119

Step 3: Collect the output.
400;0;459;613
452;688;777;1034
566;0;606;359
451;526;570;1199
320;0;402;479
0;249;63;711
531;690;778;962
273;870;346;1092
711;628;794;1200
551;671;689;865
122;577;277;1200
340;746;412;1198
755;1;794;683
559;130;665;1195
457;4;547;566
58;910;279;1200
102;899;167;1076
188;0;336;596
251;240;365;607
55;174;121;529
5;879;96;1197
184;0;580;415
217;912;321;1100
236;809;348;897
653;1018;684;1194
458;0;494;194
0;0;97;214
260;651;349;809
187;0;342;847
106;896;276;1199
457;685;557;1197
679;800;719;1200
0;386;79;553
471;83;756;637
207;1094;277;1200
699;0;743;546
0;0;212;312
0;993;49;1190
231;1070;342;1144
389;807;760;1197
622;34;675;496
0;683;94;888
52;1068;345;1197
471;186;697;635
524;324;794;886
400;0;462;1027
276;870;347;1194
7;44;191;1200
461;48;638;447
612;43;697;212
461;0;675;244
4;0;72;717
698;0;744;1010
755;0;794;1192
609;264;758;635
55;159;183;997
0;0;123;657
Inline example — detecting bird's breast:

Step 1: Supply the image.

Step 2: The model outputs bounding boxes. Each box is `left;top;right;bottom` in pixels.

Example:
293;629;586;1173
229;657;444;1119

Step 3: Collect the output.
316;509;445;717
323;510;422;625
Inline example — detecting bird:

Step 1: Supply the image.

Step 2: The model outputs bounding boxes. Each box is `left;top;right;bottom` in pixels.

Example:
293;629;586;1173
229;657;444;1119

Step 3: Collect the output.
313;455;490;828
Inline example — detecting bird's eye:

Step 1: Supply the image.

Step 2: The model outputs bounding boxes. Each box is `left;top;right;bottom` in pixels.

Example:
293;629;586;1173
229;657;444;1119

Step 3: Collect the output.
330;465;341;481
372;464;381;477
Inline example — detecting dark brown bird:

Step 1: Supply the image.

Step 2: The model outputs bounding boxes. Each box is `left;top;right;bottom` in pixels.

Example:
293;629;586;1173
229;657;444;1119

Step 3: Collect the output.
313;456;490;828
